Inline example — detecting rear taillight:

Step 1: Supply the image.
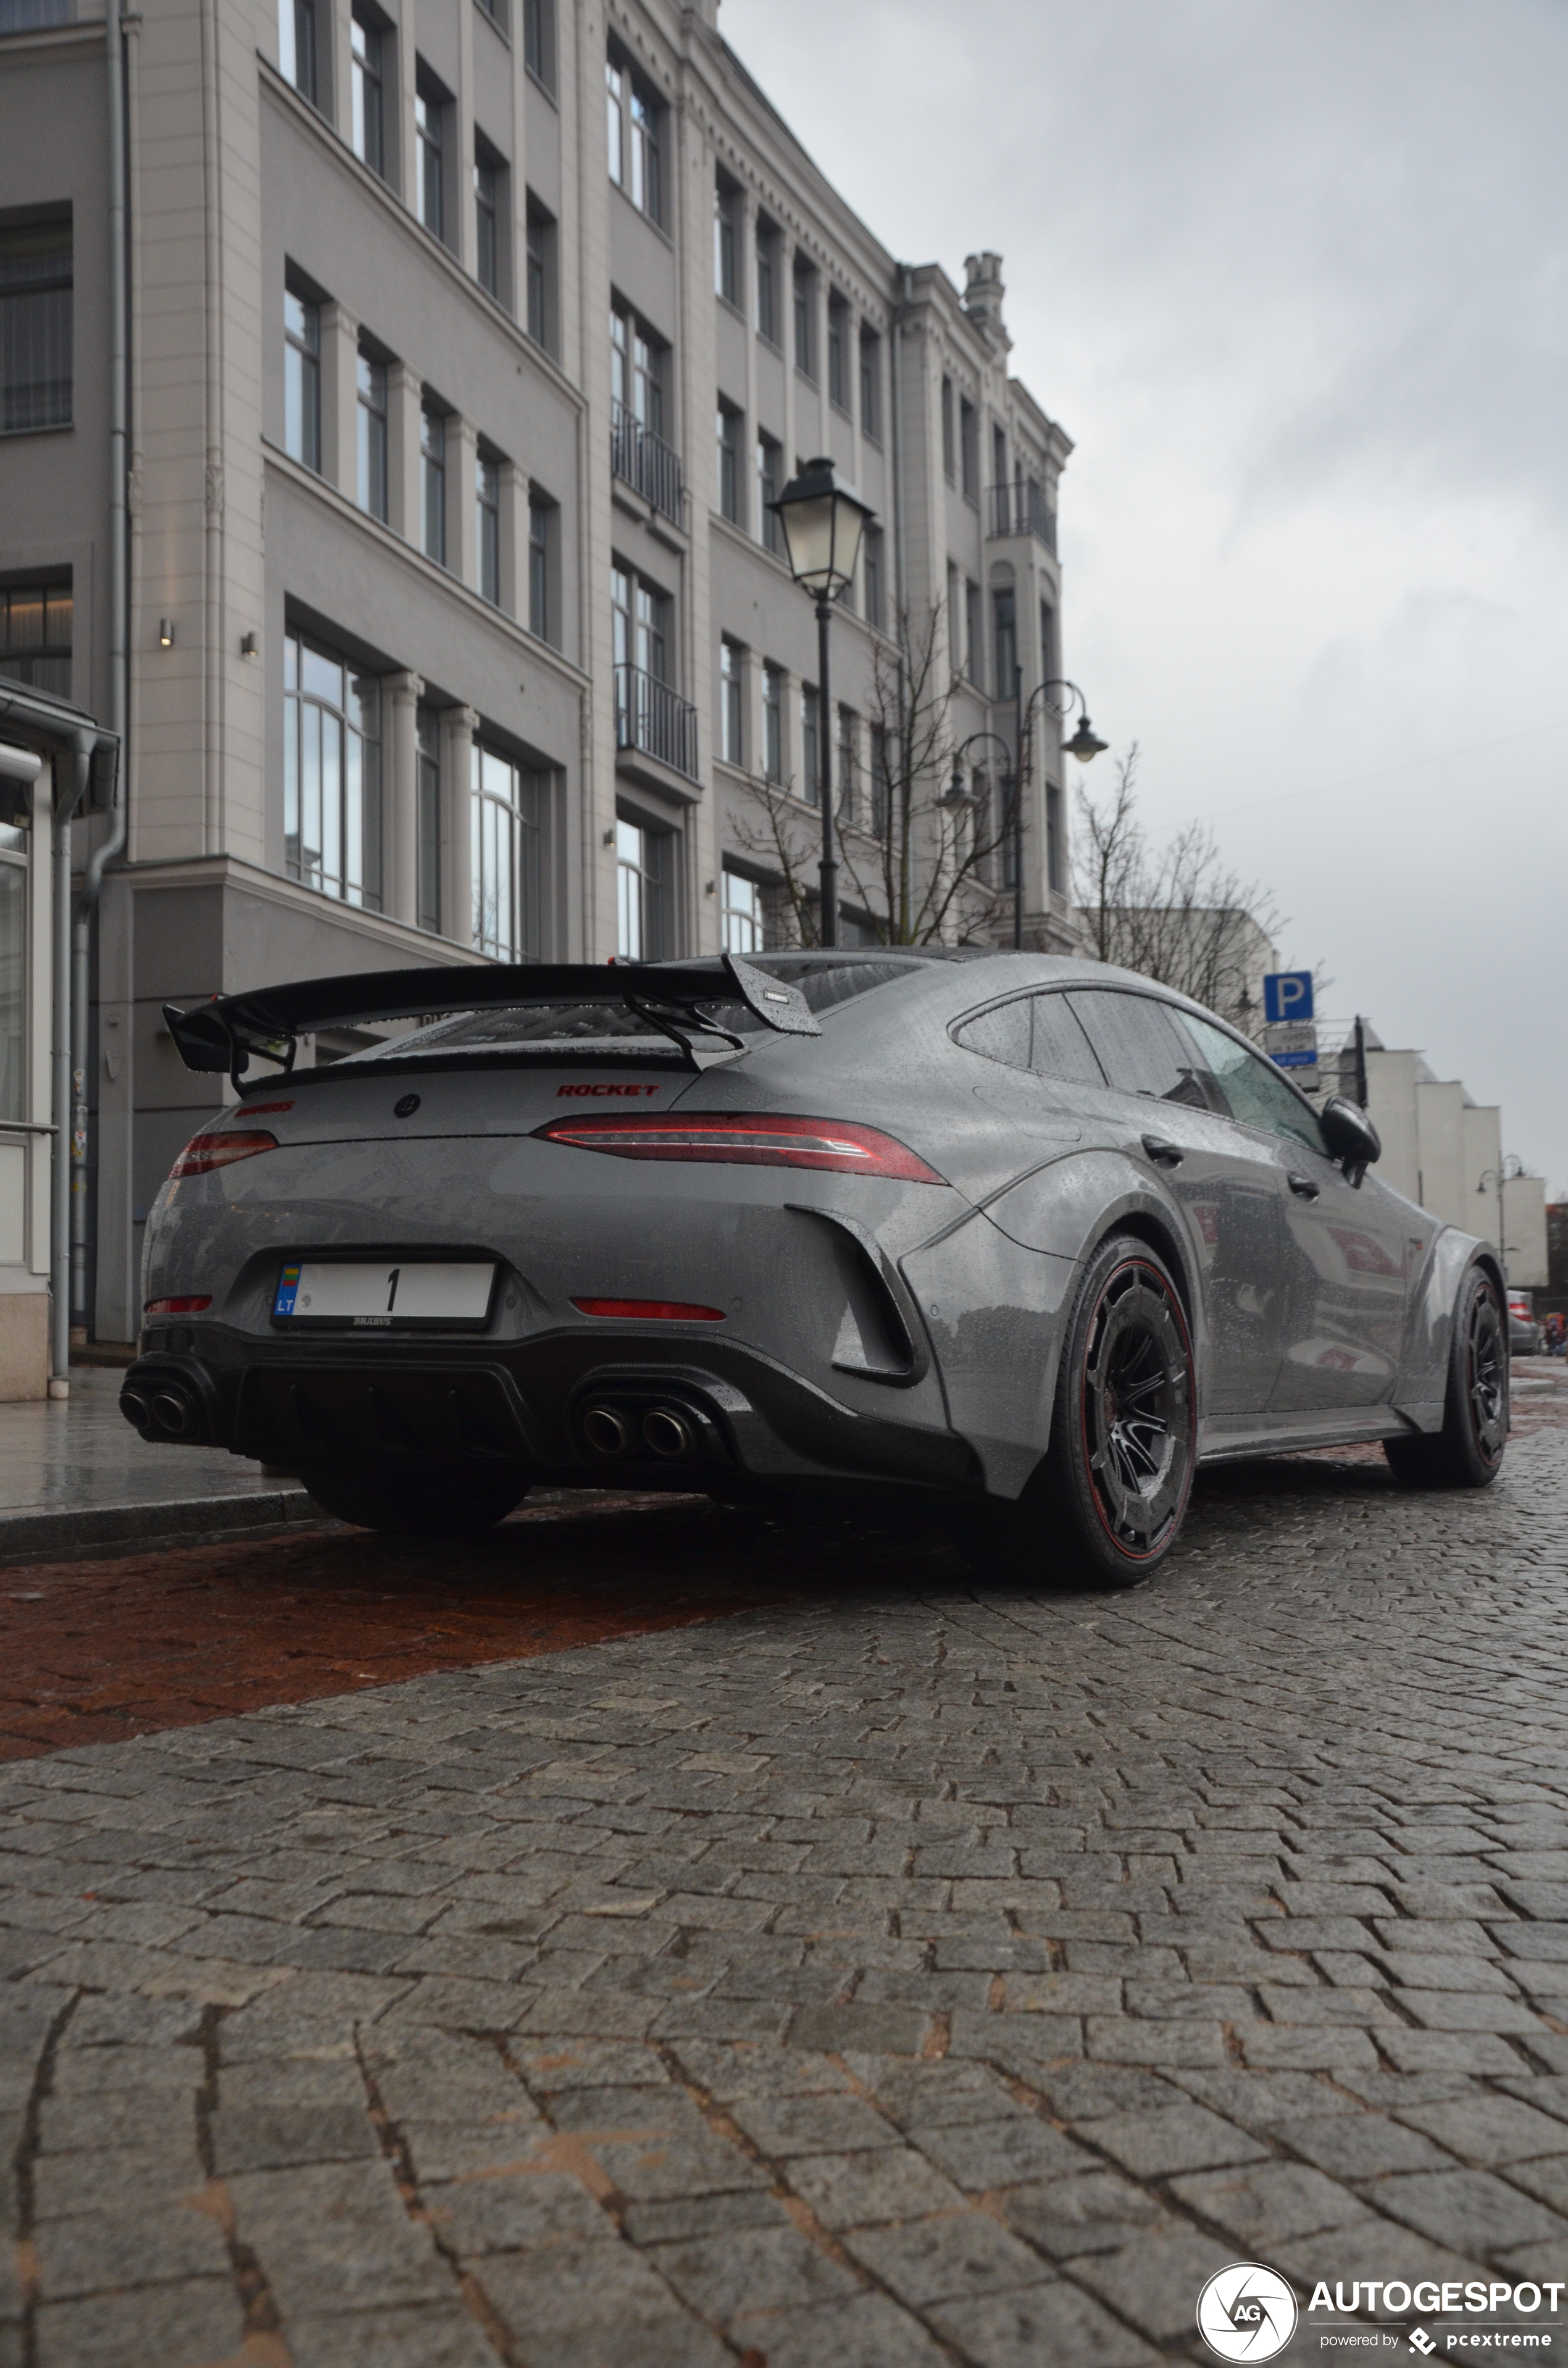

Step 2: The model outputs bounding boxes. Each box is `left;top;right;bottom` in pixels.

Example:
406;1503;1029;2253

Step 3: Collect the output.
169;1130;279;1179
144;1295;213;1316
536;1113;945;1182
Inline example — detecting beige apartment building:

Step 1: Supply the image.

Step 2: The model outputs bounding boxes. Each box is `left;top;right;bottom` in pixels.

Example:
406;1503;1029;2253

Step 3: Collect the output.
0;0;1077;1355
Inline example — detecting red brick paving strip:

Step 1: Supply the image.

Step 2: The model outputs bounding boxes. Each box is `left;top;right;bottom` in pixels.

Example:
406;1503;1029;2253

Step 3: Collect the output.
0;1493;837;1764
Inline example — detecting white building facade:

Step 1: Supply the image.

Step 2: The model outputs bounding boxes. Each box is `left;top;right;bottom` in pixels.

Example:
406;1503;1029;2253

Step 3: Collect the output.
0;0;1078;1349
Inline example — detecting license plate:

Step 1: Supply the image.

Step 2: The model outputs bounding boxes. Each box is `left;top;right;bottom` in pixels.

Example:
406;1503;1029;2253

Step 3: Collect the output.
272;1261;496;1328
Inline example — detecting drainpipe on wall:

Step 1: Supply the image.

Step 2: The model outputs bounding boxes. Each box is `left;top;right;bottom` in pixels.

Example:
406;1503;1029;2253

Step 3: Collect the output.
52;735;91;1392
69;1;131;1344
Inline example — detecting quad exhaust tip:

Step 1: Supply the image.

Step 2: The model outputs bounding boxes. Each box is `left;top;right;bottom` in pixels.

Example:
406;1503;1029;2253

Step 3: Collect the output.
581;1402;698;1462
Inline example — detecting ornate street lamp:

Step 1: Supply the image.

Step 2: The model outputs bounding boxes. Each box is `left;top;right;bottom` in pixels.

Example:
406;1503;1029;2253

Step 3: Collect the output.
998;676;1107;950
769;456;875;949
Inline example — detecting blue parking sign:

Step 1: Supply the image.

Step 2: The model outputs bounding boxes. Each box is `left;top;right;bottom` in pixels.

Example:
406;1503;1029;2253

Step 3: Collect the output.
1263;971;1314;1026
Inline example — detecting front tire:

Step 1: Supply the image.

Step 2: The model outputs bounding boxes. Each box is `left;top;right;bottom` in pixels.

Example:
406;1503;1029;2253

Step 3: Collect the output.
299;1457;532;1537
1383;1264;1508;1489
1036;1234;1197;1587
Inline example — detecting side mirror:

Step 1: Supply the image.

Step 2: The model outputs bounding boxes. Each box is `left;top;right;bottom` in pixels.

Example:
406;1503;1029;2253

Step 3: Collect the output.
1321;1094;1381;1186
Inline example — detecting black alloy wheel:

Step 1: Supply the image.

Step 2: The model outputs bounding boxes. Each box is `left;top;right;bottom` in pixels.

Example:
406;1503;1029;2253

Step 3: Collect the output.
1040;1233;1196;1586
1385;1264;1508;1490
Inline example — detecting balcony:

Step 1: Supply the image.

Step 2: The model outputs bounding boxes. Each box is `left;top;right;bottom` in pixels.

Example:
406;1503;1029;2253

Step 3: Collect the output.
611;403;685;526
614;664;699;782
988;477;1057;554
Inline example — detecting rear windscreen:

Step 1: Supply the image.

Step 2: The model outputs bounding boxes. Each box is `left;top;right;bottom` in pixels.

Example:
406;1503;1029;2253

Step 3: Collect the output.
335;959;924;1064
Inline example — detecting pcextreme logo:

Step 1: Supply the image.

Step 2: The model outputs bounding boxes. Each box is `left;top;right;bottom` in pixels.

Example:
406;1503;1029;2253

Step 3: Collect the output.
1198;2264;1299;2361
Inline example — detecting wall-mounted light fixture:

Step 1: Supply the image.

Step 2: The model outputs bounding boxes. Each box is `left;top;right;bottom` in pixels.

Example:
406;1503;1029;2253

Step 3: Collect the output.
158;619;175;647
240;631;259;658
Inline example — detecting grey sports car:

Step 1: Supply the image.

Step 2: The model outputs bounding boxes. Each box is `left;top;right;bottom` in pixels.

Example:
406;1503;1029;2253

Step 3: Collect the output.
122;949;1509;1584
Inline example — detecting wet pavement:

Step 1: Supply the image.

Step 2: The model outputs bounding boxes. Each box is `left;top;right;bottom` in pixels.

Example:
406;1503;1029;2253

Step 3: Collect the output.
2;1413;1568;2364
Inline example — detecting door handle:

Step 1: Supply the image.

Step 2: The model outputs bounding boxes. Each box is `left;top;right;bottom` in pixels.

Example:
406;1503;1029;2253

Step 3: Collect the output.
1141;1134;1183;1168
1287;1171;1320;1200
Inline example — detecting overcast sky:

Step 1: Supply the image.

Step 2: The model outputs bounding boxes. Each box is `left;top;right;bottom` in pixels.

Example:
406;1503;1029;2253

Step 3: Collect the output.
722;0;1568;1195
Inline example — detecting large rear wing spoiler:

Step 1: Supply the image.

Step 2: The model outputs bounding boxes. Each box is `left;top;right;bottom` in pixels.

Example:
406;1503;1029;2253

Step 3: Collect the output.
164;953;820;1091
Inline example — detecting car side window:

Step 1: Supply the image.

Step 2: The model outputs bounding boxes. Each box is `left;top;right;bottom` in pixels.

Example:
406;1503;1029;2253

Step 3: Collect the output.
1028;992;1106;1088
1067;990;1219;1110
954;997;1032;1072
1180;1012;1328;1156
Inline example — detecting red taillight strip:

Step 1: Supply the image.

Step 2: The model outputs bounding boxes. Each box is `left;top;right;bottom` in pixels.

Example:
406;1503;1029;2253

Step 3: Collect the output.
144;1294;214;1316
169;1130;280;1179
571;1297;725;1321
536;1112;944;1182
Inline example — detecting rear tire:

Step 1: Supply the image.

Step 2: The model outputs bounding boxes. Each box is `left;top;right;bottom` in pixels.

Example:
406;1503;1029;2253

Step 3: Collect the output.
299;1457;532;1537
1033;1232;1197;1588
1383;1264;1508;1490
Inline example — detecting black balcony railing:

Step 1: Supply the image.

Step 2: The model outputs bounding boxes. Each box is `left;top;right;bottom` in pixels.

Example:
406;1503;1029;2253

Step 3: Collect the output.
614;664;699;780
611;403;685;525
988;477;1057;554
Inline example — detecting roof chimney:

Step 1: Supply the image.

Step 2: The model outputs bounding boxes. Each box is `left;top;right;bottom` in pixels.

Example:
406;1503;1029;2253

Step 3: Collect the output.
962;251;1009;349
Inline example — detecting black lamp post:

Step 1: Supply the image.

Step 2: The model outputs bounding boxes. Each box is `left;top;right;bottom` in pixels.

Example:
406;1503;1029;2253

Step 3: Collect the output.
769;456;875;950
1009;674;1106;950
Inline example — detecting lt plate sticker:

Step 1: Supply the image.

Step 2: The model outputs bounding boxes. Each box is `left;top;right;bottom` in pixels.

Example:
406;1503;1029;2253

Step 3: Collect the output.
273;1264;302;1318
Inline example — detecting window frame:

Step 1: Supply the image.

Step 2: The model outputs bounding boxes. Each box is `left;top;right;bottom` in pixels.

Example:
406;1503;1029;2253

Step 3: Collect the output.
761;661;783;784
859;328;881;443
717;401;743;526
472;740;543;961
792;256;815;380
525;196;555;351
714;177;740;306
283;280;321;472
528;490;555;644
720;635;745;769
420;401;447;565
283;628;383;912
278;0;317;103
755;218;778;345
475;445;501;605
827;295;849;413
473;137;504;301
349;8;385;177
414;66;449;243
721;866;764;956
355;345;388;520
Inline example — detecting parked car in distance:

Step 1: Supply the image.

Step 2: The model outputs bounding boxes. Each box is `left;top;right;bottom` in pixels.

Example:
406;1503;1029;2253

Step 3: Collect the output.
1508;1289;1544;1356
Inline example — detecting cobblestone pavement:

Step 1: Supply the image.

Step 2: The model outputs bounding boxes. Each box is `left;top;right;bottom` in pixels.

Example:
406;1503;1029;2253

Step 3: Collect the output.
4;1431;1568;2366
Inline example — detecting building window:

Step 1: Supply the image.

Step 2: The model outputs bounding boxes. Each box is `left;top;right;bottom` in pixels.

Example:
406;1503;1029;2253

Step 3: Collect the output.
1040;598;1057;684
722;868;763;955
283;284;320;471
757;432;781;553
941;375;955;482
714;178;739;304
476;448;500;604
1046;779;1064;895
863;525;884;632
278;0;316;101
415;704;441;934
0;580;71;698
799;683;819;806
717;403;742;526
836;706;857;825
720;637;744;768
473;143;502;299
827;297;849;412
472;742;541;960
523;0;550;83
615;815;664;960
0;214;72;435
993;587;1017;701
356;348;387;520
793;256;815;379
349;10;385;175
993;420;1007;486
607;52;661;223
964;579;981;686
526;198;554;350
283;630;382;910
756;218;778;343
528;493;554;642
870;723;891;840
612;563;669;684
420;403;446;564
859;330;880;443
611;304;663;438
761;661;783;784
473;0;506;30
415;69;447;241
0;829;24;1125
960;396;978;503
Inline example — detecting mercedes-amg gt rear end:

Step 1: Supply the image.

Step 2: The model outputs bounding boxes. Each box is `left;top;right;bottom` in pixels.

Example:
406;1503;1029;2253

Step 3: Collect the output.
125;953;991;1534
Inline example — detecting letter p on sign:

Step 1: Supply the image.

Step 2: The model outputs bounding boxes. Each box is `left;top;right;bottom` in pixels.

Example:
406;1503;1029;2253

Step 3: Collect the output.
1263;971;1314;1025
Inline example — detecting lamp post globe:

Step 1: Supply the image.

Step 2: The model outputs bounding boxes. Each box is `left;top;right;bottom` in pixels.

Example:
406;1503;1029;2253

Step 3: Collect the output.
767;458;876;949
